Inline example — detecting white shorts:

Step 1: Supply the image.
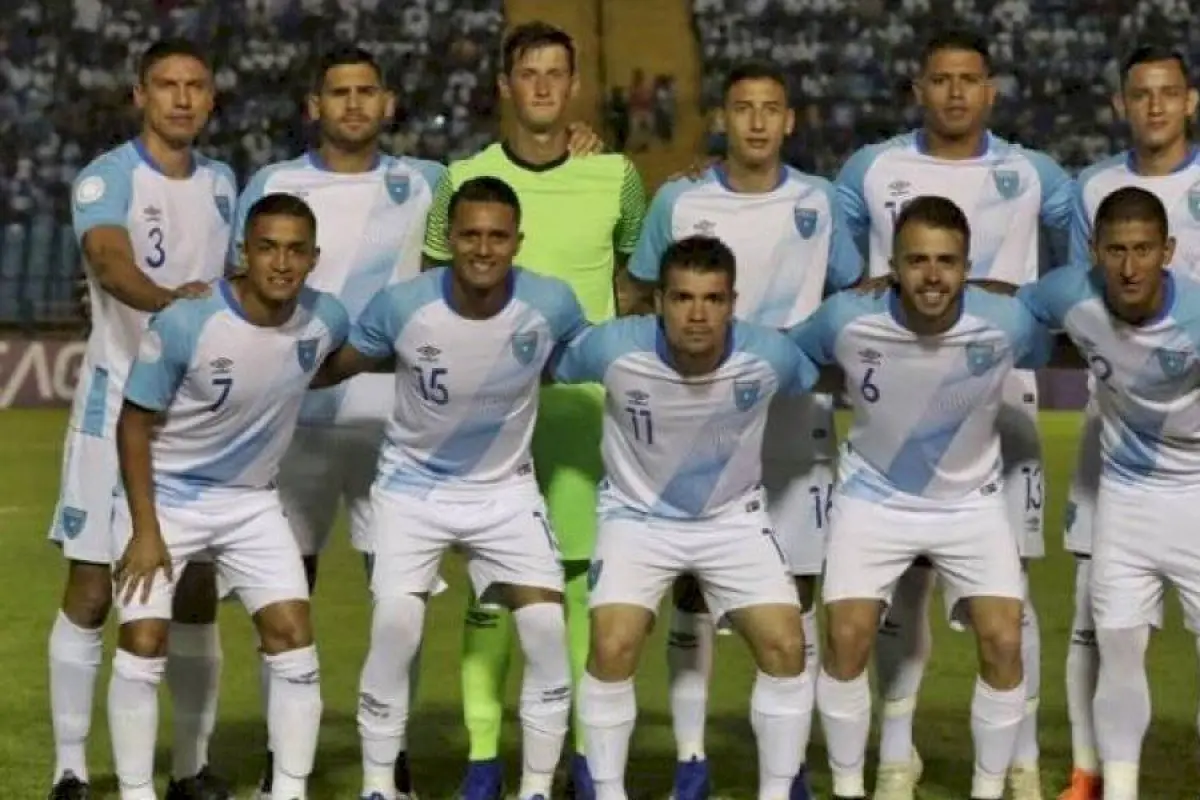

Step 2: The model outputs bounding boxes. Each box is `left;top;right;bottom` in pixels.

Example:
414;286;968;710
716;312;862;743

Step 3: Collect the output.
369;481;563;600
588;490;800;620
999;370;1044;559
113;488;309;623
277;423;383;554
48;365;122;564
1092;478;1200;632
824;485;1023;622
1064;396;1101;555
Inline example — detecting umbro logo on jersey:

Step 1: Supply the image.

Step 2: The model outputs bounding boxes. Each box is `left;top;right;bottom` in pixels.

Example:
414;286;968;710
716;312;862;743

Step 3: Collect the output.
693;219;716;235
417;344;441;362
887;180;911;197
857;348;882;366
143;206;163;222
625;389;650;406
210;357;233;375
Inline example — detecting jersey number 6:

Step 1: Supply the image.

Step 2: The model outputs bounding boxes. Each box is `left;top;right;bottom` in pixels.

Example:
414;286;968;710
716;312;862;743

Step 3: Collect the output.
860;367;881;403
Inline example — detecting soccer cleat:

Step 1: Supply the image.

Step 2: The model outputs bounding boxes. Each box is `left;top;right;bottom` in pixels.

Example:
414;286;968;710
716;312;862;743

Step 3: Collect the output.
672;756;711;800
165;766;233;800
459;758;504;800
567;752;595;800
1009;762;1044;800
48;771;90;800
395;750;415;795
521;796;548;800
1057;768;1102;800
789;765;813;799
360;794;389;800
872;761;917;800
256;751;274;799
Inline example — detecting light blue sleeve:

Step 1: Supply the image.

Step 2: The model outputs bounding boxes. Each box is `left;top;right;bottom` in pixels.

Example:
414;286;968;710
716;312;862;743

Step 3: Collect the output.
553;316;652;384
1029;150;1075;264
787;292;867;366
818;177;864;290
411;157;448;197
305;289;350;348
71;151;134;240
1068;177;1093;267
833;144;878;259
1015;265;1092;330
230;165;274;265
517;274;589;342
349;286;402;359
628;179;688;283
740;324;819;395
124;301;208;411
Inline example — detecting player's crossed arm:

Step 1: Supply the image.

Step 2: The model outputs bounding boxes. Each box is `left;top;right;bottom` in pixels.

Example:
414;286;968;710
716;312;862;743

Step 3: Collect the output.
73;159;210;313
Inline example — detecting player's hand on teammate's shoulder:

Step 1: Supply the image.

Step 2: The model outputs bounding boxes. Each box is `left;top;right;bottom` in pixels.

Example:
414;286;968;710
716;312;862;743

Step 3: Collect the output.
851;274;893;297
668;156;719;182
114;521;173;605
171;280;214;300
566;121;605;156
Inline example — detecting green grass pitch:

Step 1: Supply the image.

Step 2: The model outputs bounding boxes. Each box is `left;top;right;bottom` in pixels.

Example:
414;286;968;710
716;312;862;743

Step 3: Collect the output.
1;409;1197;797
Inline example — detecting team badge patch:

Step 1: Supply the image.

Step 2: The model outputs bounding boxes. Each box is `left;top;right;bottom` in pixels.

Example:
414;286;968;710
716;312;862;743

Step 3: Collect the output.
992;169;1019;199
793;207;818;239
1189;185;1200;221
60;506;87;540
1154;347;1190;378
297;337;319;372
511;331;539;365
965;342;997;376
74;176;105;206
385;172;411;204
587;559;604;591
214;195;232;224
733;379;761;411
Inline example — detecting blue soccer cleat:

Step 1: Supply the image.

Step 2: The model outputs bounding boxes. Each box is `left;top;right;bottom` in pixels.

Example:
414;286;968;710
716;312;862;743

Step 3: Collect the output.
789;765;813;800
459;758;504;800
672;756;711;800
568;752;596;800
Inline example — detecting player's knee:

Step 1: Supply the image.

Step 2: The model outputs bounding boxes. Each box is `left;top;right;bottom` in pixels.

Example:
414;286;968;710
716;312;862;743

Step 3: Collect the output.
62;562;113;628
171;561;218;624
118;619;170;659
752;624;806;677
824;611;876;677
255;599;314;654
974;609;1024;677
588;618;645;680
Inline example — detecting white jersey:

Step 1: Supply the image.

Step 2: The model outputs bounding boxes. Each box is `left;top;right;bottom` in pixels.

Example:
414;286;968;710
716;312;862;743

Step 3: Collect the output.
628;165;862;326
1021;267;1200;488
71;139;236;435
789;287;1051;500
233;152;445;427
1072;147;1200;277
836;130;1073;283
351;267;586;494
123;280;348;507
552;316;819;519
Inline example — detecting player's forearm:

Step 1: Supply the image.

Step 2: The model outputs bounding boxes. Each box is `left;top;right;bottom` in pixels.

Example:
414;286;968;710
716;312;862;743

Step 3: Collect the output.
311;346;387;388
616;264;654;316
116;403;161;533
83;230;176;312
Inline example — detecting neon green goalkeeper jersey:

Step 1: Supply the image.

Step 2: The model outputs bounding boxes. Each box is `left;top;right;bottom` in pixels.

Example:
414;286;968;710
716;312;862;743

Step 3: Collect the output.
423;143;647;323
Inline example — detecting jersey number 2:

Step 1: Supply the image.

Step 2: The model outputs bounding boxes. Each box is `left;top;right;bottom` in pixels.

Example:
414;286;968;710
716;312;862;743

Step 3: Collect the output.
145;227;166;269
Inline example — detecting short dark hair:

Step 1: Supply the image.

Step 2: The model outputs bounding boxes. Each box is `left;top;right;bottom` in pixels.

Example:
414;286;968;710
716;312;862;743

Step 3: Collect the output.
313;45;384;92
1121;42;1190;86
503;22;576;75
659;236;737;291
920;28;991;74
1094;186;1169;240
893;196;971;250
723;60;790;100
138;38;210;83
245;193;318;240
448;177;522;227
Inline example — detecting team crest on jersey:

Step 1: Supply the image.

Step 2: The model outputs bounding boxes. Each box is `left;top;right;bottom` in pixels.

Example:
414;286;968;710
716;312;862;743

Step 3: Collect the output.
297;337;320;372
965;342;997;376
1154;347;1191;378
59;506;87;539
1188;184;1200;221
511;331;539;365
992;169;1019;199
793;207;818;239
214;194;232;224
385;171;411;204
733;379;761;411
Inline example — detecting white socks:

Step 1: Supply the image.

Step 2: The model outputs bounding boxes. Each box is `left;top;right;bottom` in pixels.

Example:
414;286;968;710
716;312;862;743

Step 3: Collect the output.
875;565;934;765
970;677;1026;799
513;603;572;799
1094;625;1151;800
1066;558;1100;774
666;609;714;762
580;673;637;800
165;622;222;779
816;668;870;798
109;650;167;800
49;612;103;784
264;645;323;800
358;594;426;799
750;671;812;799
1012;596;1040;768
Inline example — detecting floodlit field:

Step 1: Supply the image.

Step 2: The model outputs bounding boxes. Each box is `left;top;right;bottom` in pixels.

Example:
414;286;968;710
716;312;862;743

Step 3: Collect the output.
2;409;1196;798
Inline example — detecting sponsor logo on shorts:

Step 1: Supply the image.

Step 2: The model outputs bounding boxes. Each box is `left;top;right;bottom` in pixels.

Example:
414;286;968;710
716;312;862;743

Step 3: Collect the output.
60;506;87;539
587;559;603;590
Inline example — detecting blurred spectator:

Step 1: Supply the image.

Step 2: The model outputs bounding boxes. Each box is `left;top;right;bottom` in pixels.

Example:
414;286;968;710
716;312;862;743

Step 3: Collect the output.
627;68;656;152
606;87;630;152
653;74;677;143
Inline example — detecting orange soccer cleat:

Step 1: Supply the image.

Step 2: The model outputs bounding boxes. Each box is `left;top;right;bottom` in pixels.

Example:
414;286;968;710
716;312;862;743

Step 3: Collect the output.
1057;768;1102;800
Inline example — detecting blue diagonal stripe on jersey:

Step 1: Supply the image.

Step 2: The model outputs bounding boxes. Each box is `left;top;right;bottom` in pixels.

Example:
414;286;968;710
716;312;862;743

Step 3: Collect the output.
883;350;1005;495
652;397;749;519
749;182;821;328
384;307;541;493
1104;335;1186;484
156;422;278;506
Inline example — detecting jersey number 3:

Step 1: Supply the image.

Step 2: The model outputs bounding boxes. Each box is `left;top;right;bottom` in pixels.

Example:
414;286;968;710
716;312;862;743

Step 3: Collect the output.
145;227;166;269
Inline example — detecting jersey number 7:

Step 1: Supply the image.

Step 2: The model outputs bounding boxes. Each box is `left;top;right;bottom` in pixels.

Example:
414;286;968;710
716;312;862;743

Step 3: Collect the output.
210;377;233;412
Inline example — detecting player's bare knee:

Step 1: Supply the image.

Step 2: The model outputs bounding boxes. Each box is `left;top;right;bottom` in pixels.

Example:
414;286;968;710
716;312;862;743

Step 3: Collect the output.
972;600;1024;685
171;561;218;624
119;619;170;658
62;561;113;628
254;599;314;654
751;623;806;677
824;603;879;678
672;574;708;613
588;607;649;680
